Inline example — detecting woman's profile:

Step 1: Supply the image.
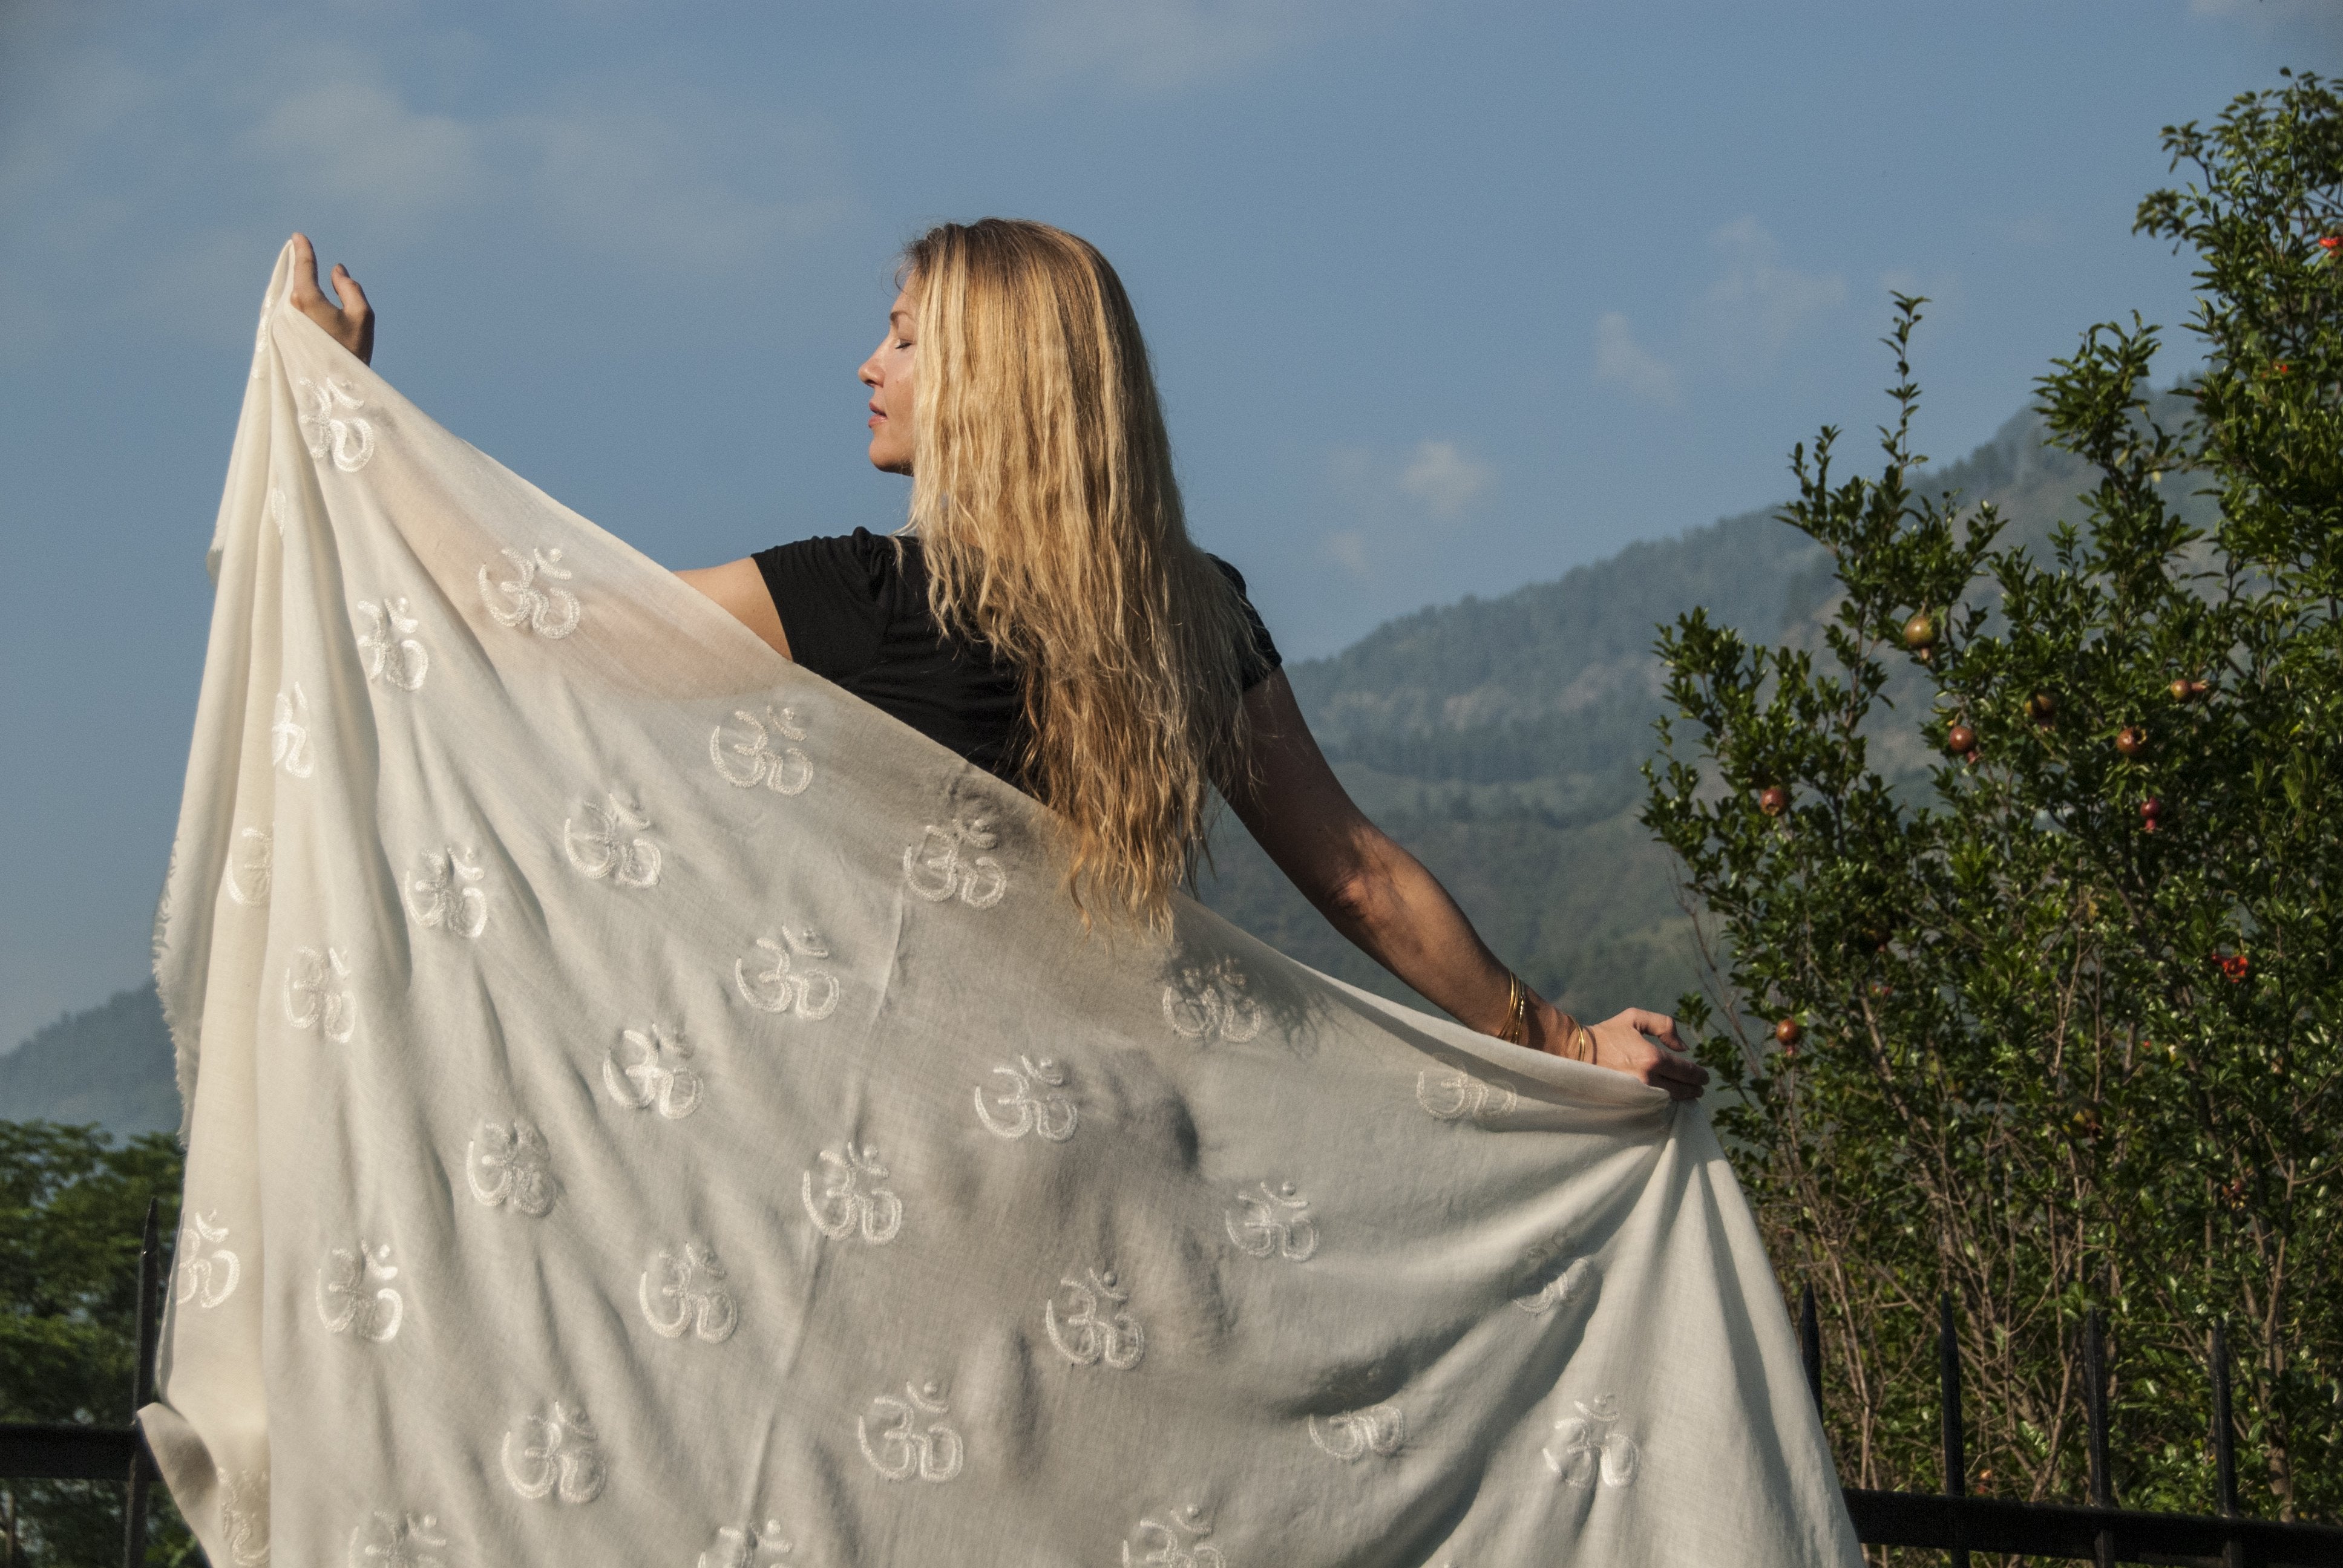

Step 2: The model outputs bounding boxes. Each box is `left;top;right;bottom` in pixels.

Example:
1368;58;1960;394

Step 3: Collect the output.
285;220;1709;1098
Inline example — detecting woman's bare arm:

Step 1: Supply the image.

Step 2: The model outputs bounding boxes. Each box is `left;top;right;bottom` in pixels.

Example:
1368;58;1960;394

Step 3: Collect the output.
678;558;793;660
1224;673;1708;1099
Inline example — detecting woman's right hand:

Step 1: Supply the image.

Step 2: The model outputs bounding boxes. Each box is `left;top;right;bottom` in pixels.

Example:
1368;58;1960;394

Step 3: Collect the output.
287;233;373;365
1538;1004;1709;1102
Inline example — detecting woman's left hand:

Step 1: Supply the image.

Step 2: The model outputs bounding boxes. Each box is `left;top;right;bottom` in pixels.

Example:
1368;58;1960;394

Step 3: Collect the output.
286;232;373;364
1538;1004;1708;1102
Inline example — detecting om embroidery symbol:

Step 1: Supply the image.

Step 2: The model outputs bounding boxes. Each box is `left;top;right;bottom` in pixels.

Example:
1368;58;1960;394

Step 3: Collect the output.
226;828;272;907
902;818;1007;907
216;1468;269;1566
1224;1180;1319;1261
478;546;582;638
972;1054;1077;1142
348;1509;447;1568
296;376;375;472
1044;1267;1144;1370
272;685;316;778
1162;958;1264;1043
1309;1404;1405;1462
734;930;839;1019
856;1380;963;1482
355;597;430;691
710;707;812;795
639;1243;738;1343
1121;1506;1226;1568
1415;1068;1518;1125
407;848;487;938
316;1240;403;1342
174;1211;241;1309
466;1120;557;1217
1513;1237;1599;1316
284;946;356;1042
802;1142;902;1244
1542;1394;1641;1488
565;793;662;886
603;1026;703;1120
699;1520;795;1568
502;1401;606;1504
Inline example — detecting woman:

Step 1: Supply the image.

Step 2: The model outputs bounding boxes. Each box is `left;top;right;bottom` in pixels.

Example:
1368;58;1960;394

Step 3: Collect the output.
285;224;1706;1101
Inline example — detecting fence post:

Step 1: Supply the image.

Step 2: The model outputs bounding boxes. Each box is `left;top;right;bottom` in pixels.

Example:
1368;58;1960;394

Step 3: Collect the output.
1799;1284;1823;1416
2212;1321;2242;1568
2083;1306;2114;1568
120;1198;161;1568
1939;1293;1968;1568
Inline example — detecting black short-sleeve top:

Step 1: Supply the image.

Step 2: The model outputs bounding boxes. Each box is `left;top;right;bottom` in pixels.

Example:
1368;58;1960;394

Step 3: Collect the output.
752;528;1282;786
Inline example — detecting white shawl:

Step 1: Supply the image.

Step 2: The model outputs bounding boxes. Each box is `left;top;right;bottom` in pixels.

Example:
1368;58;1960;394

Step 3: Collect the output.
142;241;1863;1568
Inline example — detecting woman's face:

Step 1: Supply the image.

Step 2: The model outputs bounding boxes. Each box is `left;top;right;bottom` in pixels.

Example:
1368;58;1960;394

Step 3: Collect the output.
859;287;917;475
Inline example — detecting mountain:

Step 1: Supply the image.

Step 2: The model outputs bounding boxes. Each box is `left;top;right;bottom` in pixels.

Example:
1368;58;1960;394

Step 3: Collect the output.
5;396;2195;1135
0;984;179;1135
1194;394;2210;1023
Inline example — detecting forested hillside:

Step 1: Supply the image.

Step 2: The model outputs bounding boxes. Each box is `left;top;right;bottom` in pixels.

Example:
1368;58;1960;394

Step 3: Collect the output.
0;985;177;1135
1198;393;2207;1023
2;393;2199;1132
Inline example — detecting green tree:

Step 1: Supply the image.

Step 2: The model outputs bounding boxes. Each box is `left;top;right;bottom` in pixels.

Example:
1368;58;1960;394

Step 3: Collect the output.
1;1122;192;1565
1645;71;2342;1523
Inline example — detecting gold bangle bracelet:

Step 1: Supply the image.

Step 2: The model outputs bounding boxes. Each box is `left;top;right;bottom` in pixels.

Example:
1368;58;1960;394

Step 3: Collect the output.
1552;1011;1595;1063
1496;970;1529;1046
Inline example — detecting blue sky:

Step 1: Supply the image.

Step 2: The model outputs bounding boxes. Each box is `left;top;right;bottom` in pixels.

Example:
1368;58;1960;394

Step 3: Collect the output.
2;0;2335;1051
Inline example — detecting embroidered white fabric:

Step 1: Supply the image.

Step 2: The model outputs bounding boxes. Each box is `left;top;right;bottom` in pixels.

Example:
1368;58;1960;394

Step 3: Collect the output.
142;242;1864;1568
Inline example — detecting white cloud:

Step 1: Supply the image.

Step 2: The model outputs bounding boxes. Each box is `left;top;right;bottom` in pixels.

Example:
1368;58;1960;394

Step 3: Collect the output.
1592;310;1681;406
1321;528;1371;577
999;0;1403;95
0;21;858;361
501;106;854;271
2174;0;2343;48
1696;216;1846;369
232;66;853;274
243;81;491;221
1397;439;1494;518
1316;437;1495;578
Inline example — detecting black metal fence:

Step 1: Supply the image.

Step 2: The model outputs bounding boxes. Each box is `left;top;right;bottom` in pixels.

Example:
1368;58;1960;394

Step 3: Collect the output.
1807;1286;2343;1567
4;1210;2341;1566
0;1200;162;1568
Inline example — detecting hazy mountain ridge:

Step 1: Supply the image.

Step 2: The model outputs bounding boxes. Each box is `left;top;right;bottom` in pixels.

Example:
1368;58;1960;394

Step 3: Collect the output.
0;984;177;1135
1195;397;2189;1024
6;397;2195;1134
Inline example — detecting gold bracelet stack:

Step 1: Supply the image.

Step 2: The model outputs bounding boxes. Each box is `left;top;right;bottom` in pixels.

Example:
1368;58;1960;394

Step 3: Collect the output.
1496;970;1532;1046
1496;969;1597;1062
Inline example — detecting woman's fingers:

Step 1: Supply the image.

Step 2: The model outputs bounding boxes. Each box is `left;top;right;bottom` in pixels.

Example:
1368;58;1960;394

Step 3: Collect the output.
1613;1007;1688;1051
281;233;373;364
332;263;375;364
1576;1007;1708;1099
289;232;323;304
1587;1008;1708;1099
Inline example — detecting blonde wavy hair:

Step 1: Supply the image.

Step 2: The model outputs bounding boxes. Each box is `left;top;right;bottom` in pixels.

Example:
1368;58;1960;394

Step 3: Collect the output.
902;219;1257;932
